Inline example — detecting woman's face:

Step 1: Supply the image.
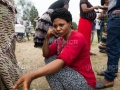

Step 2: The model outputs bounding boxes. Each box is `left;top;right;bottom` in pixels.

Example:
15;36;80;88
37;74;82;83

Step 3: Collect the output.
53;18;71;38
105;0;109;4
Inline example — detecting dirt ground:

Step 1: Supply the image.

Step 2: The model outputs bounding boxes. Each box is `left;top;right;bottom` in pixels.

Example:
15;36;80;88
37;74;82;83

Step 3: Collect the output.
15;34;120;90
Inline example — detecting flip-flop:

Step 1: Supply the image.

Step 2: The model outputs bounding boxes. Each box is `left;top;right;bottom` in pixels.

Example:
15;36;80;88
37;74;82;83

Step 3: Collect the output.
90;52;97;55
97;71;118;77
96;81;114;89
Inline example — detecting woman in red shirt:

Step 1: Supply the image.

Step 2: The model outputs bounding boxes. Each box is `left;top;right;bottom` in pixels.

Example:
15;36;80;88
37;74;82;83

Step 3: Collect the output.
13;8;96;90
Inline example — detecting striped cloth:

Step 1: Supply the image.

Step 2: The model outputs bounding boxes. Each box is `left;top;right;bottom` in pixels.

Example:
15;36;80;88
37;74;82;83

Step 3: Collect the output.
34;9;58;48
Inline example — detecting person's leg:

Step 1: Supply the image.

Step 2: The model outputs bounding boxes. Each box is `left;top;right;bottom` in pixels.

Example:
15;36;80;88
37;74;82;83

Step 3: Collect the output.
104;14;120;81
26;33;29;41
97;30;100;43
96;14;120;89
45;55;65;90
45;55;93;90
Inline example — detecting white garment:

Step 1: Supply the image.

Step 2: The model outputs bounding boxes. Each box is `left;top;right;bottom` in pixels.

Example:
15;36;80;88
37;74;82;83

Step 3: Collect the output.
95;19;100;30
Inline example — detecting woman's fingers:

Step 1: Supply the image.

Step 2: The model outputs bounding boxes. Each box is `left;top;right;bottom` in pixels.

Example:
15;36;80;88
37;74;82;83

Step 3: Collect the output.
13;80;29;90
22;82;29;90
13;78;23;89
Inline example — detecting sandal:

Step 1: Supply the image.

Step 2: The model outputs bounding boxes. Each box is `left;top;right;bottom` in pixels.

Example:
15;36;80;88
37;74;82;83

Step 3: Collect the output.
99;50;106;53
90;52;96;55
97;71;118;77
96;81;114;89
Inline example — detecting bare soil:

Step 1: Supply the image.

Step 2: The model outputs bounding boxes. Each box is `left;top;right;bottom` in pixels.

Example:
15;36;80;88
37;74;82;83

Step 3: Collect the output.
15;34;120;90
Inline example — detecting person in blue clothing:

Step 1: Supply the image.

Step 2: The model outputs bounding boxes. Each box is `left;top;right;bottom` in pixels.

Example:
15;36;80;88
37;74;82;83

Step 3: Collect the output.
96;0;120;89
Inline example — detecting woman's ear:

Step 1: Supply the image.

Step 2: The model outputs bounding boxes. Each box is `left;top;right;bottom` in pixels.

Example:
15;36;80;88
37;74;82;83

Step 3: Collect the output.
70;21;72;26
68;21;72;28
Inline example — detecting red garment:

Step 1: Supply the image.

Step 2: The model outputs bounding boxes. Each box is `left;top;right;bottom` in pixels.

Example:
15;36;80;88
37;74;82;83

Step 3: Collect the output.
46;31;96;88
78;17;92;51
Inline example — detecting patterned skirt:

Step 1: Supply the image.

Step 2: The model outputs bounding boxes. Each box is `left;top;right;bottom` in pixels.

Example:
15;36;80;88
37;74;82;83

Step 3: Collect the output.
45;55;94;90
0;3;22;90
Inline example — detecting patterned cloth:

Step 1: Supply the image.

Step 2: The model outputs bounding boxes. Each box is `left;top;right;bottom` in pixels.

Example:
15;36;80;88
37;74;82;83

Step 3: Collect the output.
0;0;22;90
34;9;58;47
45;55;94;90
98;17;107;52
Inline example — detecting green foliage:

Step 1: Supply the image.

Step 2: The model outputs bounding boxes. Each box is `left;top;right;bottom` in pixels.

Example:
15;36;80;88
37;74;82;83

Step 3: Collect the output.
30;6;39;30
15;0;33;21
72;22;78;30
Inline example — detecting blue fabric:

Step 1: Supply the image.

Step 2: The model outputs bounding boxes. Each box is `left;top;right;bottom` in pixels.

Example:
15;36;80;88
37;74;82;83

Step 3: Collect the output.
108;0;120;14
104;13;120;81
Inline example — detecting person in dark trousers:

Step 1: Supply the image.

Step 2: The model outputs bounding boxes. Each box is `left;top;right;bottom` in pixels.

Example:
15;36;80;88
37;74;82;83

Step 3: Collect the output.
96;0;120;89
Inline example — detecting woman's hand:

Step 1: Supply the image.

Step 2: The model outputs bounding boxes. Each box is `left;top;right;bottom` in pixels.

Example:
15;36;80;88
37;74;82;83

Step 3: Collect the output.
45;28;56;39
99;6;108;10
93;6;100;10
13;73;34;90
112;10;120;14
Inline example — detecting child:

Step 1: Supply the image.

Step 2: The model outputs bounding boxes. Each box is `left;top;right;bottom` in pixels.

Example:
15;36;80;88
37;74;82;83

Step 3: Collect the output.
13;8;96;90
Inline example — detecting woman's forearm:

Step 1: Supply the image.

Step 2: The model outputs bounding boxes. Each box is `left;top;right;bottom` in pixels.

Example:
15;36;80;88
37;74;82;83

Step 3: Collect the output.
85;7;95;12
30;59;65;80
81;4;94;12
112;10;120;14
42;37;50;57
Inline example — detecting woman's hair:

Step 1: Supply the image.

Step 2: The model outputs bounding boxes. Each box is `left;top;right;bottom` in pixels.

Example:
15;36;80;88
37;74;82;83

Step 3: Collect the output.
101;0;105;6
51;8;72;23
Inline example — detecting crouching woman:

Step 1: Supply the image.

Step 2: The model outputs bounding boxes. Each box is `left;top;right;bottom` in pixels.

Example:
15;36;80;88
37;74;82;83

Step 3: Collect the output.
13;8;96;90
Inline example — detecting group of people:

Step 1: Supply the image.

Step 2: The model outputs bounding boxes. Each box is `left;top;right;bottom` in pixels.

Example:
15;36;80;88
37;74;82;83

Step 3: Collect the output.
0;0;120;90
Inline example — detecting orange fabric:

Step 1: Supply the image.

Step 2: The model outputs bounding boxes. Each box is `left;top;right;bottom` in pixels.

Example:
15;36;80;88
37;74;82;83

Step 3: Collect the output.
78;18;92;51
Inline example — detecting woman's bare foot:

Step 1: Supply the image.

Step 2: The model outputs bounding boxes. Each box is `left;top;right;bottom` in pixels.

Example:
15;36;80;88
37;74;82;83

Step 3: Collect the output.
90;52;96;55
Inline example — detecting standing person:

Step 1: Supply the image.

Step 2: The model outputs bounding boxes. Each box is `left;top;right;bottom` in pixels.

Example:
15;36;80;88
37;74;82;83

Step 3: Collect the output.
95;16;101;43
34;0;70;48
78;0;99;55
0;0;22;90
13;8;96;90
25;23;31;41
96;0;120;89
98;0;109;53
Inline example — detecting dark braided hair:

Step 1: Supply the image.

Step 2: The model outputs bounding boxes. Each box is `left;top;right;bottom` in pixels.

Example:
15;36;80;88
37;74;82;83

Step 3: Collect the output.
101;0;105;6
51;8;72;23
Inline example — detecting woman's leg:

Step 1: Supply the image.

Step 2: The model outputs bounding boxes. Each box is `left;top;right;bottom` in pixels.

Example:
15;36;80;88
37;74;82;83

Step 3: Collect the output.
45;55;93;90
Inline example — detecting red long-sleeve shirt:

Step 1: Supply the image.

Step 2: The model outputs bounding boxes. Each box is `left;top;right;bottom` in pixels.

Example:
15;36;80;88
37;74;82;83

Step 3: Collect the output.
45;31;96;88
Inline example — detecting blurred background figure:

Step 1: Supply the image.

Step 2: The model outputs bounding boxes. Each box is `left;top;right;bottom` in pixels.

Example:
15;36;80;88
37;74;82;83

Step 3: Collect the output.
78;0;99;55
95;16;101;43
98;0;109;53
34;16;40;29
25;23;31;41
